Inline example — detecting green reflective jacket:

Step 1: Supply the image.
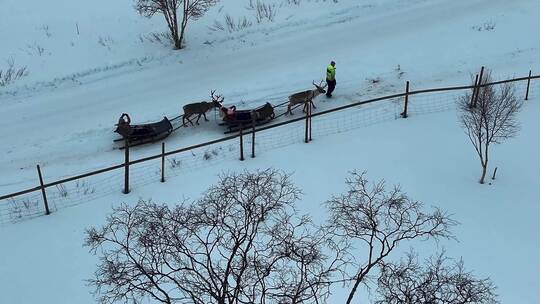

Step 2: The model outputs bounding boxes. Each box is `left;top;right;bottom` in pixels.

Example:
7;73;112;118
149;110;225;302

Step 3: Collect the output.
326;65;336;81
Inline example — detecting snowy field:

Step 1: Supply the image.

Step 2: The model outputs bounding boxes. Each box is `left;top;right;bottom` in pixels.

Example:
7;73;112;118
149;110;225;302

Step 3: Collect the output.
1;0;540;303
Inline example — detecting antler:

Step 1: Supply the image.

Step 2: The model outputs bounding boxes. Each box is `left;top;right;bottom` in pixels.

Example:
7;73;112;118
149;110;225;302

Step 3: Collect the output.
313;80;327;89
210;90;224;103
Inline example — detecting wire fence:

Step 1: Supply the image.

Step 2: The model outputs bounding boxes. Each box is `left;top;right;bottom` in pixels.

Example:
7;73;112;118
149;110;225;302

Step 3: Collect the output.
0;69;538;225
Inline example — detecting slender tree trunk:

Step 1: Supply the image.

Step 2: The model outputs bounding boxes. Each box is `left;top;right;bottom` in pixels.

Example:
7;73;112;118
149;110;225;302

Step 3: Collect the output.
346;278;362;304
172;3;181;49
160;1;181;49
479;163;487;184
480;142;489;184
178;1;189;49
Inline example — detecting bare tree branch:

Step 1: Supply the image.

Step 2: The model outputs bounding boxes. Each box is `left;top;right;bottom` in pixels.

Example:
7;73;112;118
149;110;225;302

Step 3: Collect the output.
324;171;457;304
85;169;346;304
376;250;499;304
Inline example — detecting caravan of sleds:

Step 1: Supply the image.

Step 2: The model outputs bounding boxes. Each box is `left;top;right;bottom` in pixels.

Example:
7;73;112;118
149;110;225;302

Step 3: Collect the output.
114;81;328;148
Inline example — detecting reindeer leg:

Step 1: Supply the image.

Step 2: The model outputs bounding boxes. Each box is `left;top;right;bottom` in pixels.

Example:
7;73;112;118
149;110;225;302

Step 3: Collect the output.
311;100;317;109
203;112;209;121
184;115;193;127
196;114;202;125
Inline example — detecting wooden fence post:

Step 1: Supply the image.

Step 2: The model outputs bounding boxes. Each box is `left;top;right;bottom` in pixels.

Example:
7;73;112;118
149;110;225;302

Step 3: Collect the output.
470;74;479;108
525;70;532;101
239;126;245;161
401;81;410;118
304;104;309;143
124;139;130;194
251;118;256;158
473;66;485;108
161;142;165;183
309;100;313;142
36;165;50;215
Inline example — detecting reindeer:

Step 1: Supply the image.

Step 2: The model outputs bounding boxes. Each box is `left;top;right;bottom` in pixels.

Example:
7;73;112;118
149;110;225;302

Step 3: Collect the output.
286;80;327;115
182;90;224;127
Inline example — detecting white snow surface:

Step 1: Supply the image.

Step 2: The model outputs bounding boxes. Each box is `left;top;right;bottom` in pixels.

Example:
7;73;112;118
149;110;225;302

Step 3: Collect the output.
1;0;540;303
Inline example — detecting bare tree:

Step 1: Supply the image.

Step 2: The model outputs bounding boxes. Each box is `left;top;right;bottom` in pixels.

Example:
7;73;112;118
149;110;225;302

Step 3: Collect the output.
135;0;218;49
376;251;499;304
459;71;523;184
85;169;347;304
324;171;457;304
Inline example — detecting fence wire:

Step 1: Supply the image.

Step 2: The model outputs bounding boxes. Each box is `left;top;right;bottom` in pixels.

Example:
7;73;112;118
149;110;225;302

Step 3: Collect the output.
0;77;537;225
312;98;402;138
0;192;43;224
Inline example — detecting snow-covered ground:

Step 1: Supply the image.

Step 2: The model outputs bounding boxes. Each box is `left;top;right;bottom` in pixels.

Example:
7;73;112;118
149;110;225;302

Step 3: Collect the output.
1;0;539;303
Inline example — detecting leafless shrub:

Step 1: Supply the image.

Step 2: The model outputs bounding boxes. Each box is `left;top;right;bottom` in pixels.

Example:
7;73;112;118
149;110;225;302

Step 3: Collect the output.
75;180;96;195
97;36;114;49
472;21;496;32
8;197;40;221
395;64;405;79
134;0;218;49
459;71;523;184
56;184;69;198
41;24;52;38
0;58;29;87
85;169;347;304
202;148;220;160
25;43;45;56
367;77;382;84
285;0;338;4
287;0;302;5
209;14;252;33
325;171;457;304
248;0;277;23
208;19;225;31
140;32;173;46
376;250;499;304
167;157;181;168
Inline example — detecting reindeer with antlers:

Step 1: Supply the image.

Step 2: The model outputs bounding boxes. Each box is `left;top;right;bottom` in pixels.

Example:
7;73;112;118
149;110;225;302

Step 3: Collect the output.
286;80;327;115
182;90;224;127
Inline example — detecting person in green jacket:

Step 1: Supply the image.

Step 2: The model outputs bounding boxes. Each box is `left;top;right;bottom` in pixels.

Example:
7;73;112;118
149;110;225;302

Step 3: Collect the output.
326;61;336;98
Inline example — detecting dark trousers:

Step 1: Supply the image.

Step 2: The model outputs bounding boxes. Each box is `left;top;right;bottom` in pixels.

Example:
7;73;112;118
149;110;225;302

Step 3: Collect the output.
326;79;336;96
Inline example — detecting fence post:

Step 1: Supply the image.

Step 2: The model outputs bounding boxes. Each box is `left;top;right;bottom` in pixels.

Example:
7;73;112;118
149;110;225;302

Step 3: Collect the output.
161;142;165;183
304;104;309;143
36;165;50;215
470;74;479;108
239;125;245;161
525;70;532;101
308;100;313;142
251;118;256;158
401;81;410;118
473;66;485;108
124;139;130;194
492;167;498;180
